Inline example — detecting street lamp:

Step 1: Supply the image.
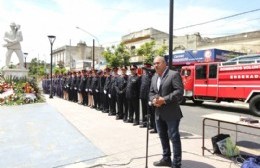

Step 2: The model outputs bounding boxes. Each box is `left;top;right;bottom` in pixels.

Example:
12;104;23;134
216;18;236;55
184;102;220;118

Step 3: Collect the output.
76;26;100;69
47;35;56;99
23;52;28;68
168;0;174;69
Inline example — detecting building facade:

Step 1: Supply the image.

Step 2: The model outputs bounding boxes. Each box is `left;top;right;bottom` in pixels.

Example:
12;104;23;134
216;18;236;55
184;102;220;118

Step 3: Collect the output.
121;28;169;63
121;27;260;64
51;28;260;70
52;41;104;70
197;30;260;54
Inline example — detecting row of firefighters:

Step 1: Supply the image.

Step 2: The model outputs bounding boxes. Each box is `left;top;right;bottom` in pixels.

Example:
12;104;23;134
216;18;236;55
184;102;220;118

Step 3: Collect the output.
42;64;158;133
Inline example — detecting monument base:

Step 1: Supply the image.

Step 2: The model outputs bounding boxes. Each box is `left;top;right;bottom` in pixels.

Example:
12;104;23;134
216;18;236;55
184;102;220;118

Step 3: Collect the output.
2;68;29;79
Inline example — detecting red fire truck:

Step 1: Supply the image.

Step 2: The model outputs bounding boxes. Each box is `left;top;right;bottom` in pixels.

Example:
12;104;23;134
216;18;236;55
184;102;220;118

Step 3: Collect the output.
181;61;260;116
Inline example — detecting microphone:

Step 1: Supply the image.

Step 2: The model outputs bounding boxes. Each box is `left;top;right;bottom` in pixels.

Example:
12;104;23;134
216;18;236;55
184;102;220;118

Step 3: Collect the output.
148;101;153;106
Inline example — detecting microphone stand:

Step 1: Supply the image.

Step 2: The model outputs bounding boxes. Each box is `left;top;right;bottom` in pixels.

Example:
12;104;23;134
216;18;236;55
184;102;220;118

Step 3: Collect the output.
145;101;153;168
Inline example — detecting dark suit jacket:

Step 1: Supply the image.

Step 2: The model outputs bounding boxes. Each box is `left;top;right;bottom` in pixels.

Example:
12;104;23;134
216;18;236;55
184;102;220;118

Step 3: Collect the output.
149;68;184;121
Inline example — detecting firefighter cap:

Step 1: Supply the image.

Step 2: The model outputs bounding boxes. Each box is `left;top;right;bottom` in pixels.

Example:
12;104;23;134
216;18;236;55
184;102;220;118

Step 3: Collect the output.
130;64;138;70
121;66;128;70
143;63;152;68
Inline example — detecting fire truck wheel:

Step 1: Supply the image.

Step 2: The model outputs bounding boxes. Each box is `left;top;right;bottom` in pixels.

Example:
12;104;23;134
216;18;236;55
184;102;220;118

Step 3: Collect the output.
192;99;204;105
249;95;260;117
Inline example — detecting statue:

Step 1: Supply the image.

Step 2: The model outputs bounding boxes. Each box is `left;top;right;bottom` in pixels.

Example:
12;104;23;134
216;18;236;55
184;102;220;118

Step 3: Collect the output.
3;22;24;69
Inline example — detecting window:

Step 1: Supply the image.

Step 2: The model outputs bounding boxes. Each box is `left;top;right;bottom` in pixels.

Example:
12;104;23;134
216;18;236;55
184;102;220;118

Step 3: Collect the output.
181;69;191;76
130;46;135;50
209;64;217;78
226;54;260;63
195;65;207;79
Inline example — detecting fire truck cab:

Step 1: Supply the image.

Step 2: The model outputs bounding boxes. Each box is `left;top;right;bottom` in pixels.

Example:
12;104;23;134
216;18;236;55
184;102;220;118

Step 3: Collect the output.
181;61;260;116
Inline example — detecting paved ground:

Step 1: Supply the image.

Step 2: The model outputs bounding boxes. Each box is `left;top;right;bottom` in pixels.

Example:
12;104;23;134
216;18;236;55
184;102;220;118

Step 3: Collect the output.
0;103;103;168
0;95;243;168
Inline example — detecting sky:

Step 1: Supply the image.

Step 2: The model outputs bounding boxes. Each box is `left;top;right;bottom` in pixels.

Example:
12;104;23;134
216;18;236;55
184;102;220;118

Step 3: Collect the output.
0;0;259;67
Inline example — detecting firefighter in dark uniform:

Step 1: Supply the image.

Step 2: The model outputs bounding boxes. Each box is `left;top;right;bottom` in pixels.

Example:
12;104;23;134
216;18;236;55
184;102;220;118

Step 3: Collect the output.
103;67;111;113
71;72;78;102
56;74;60;97
94;70;103;110
68;72;73;101
52;75;57;96
108;67;118;116
57;74;62;98
61;73;66;99
42;75;49;94
86;70;93;107
91;69;99;109
62;72;69;100
139;63;157;132
53;75;57;97
115;66;128;120
57;74;63;98
46;75;51;94
98;70;106;111
82;70;88;105
90;69;98;108
75;71;81;103
78;70;86;105
126;65;141;125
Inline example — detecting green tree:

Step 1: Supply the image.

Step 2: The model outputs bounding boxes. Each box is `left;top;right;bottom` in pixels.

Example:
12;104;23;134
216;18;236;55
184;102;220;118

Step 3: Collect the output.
54;66;66;75
137;40;167;64
102;43;130;68
156;44;168;57
28;58;47;78
54;61;66;75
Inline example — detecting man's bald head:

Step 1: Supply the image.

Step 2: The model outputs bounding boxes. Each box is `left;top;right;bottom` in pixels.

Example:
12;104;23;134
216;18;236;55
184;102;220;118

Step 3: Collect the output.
153;56;167;76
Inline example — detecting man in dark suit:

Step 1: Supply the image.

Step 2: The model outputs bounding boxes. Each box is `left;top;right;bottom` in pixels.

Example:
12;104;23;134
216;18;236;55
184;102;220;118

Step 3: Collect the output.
149;56;184;168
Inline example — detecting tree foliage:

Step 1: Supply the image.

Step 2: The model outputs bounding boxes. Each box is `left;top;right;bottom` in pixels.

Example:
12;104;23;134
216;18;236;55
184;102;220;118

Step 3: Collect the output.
29;58;46;78
137;40;168;64
102;43;130;68
54;66;66;75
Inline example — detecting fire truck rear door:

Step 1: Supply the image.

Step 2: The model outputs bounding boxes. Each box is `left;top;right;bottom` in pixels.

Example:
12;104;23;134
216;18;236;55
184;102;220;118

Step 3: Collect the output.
194;63;218;98
207;63;218;98
194;64;207;96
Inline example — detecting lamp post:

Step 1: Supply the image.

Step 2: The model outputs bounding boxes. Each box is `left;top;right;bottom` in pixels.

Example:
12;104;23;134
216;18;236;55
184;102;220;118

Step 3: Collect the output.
168;0;174;69
47;35;56;99
23;52;28;68
76;26;100;69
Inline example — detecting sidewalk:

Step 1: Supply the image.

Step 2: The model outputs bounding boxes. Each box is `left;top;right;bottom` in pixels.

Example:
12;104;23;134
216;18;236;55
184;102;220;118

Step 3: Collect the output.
45;96;241;168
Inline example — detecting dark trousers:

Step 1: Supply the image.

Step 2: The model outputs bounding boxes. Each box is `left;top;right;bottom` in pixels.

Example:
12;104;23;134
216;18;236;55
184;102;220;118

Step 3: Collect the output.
72;89;78;102
128;98;139;123
155;118;182;167
99;92;104;110
68;89;73;101
82;91;88;105
93;92;100;108
141;98;148;123
103;93;109;113
149;106;156;130
110;95;117;114
117;93;128;118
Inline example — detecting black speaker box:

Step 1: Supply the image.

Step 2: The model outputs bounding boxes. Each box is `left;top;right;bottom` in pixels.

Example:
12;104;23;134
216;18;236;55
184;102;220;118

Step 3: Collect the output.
211;134;230;154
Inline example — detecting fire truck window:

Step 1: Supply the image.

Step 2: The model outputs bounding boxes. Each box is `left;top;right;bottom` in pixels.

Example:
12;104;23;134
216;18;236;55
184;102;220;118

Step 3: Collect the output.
181;70;191;76
195;65;206;79
209;64;217;78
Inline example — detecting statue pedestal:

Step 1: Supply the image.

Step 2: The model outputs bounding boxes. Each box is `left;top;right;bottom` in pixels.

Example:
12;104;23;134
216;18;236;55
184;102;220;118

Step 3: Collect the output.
2;68;29;78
